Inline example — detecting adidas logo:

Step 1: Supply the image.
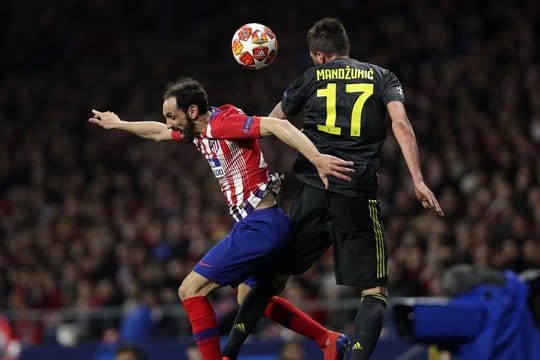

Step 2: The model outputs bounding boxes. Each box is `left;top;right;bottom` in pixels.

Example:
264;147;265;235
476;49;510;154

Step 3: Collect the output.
352;342;363;350
233;322;246;333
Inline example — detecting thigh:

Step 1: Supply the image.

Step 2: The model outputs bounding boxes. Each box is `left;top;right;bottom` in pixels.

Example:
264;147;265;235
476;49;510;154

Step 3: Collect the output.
276;184;332;274
329;195;388;288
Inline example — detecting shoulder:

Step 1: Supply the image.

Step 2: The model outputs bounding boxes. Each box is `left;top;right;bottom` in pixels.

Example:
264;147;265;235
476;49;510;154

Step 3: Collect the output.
352;60;394;77
370;63;399;80
288;66;317;88
210;104;247;121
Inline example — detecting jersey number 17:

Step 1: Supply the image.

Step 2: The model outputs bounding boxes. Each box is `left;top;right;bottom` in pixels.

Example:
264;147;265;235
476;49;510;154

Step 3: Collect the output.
317;82;374;137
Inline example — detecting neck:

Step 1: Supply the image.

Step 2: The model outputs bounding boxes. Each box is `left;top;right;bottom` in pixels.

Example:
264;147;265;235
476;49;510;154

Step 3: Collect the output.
194;113;210;133
327;54;349;62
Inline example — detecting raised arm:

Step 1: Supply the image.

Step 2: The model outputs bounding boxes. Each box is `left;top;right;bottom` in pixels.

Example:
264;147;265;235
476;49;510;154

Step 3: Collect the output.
387;101;444;216
259;116;354;189
89;109;172;141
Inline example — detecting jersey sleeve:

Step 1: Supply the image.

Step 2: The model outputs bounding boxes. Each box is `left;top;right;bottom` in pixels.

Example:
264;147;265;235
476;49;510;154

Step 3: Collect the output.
381;70;405;104
206;113;261;139
171;129;183;141
280;70;313;116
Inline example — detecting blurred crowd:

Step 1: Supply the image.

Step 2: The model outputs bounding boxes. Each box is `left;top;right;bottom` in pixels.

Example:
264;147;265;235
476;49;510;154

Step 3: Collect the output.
1;0;539;346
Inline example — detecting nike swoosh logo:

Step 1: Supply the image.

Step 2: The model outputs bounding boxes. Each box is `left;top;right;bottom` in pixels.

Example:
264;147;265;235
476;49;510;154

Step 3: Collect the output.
199;261;212;268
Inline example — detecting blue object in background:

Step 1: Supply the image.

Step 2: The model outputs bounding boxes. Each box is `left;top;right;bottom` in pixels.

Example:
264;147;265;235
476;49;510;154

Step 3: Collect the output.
120;304;154;342
398;271;540;360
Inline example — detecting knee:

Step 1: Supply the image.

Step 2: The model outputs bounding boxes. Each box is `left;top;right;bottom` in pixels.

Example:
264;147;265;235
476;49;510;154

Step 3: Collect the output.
178;281;193;301
178;273;209;301
361;286;389;308
237;291;245;305
361;286;388;298
177;272;220;301
237;283;251;305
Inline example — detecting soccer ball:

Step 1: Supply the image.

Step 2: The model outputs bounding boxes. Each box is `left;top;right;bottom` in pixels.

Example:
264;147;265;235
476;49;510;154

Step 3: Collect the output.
231;23;278;70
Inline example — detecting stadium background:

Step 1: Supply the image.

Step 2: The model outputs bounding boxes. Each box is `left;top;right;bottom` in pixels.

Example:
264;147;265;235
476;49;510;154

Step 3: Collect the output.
1;0;539;359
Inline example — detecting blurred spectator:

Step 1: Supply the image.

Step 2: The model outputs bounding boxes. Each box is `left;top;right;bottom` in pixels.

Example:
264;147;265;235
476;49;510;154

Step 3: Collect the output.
119;290;157;342
185;341;202;360
115;344;148;360
279;340;305;360
0;316;21;360
0;0;539;344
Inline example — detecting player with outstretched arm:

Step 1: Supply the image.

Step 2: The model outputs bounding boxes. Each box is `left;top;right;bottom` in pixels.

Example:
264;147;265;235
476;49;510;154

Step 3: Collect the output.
89;77;355;360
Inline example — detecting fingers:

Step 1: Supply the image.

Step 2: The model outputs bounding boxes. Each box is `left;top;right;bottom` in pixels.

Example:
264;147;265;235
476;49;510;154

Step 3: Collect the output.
336;159;355;167
89;109;103;122
432;200;445;216
321;176;329;190
330;157;355;170
325;156;355;181
420;193;445;216
427;194;444;216
331;170;352;182
91;109;115;118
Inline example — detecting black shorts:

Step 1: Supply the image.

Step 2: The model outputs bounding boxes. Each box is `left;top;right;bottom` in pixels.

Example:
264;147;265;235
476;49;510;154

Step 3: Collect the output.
277;184;388;288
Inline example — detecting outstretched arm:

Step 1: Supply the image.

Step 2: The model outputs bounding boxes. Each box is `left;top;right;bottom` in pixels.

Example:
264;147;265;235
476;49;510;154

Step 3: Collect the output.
89;109;172;141
259;117;354;189
387;101;444;216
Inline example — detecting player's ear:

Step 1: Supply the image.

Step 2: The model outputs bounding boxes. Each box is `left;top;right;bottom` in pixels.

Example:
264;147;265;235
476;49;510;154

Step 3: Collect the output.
188;104;199;119
320;52;329;64
311;51;325;65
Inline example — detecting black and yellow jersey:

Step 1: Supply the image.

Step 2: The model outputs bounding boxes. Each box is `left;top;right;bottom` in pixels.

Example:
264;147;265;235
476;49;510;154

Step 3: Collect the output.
281;57;405;198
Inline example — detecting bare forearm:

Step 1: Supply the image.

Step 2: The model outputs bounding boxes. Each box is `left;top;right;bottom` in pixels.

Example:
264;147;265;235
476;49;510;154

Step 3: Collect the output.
392;119;424;184
387;101;424;184
261;117;320;163
89;110;172;141
259;116;354;188
274;123;320;162
115;121;171;141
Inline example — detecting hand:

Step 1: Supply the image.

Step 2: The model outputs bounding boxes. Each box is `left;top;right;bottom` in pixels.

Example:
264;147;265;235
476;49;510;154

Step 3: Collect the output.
414;181;445;216
88;109;122;129
313;154;355;190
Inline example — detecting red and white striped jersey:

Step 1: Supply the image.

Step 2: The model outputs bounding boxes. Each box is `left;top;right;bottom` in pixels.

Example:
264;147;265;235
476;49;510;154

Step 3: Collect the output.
171;104;281;221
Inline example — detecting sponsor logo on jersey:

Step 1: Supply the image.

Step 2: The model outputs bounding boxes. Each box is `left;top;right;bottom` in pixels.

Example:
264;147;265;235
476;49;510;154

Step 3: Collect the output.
208;158;225;178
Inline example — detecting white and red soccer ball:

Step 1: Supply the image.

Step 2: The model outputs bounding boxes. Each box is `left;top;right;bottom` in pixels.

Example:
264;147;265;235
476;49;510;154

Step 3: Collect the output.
231;23;278;70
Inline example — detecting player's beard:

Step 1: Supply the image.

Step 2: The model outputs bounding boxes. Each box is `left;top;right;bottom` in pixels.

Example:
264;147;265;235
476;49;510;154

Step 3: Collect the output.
180;114;197;143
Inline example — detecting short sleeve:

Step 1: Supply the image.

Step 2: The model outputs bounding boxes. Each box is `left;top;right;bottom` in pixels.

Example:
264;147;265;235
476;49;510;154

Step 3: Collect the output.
382;70;405;104
171;129;183;141
206;113;261;139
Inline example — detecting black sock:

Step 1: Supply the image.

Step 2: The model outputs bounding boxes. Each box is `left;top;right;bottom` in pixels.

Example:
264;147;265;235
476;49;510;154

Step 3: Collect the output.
350;293;388;360
222;281;279;359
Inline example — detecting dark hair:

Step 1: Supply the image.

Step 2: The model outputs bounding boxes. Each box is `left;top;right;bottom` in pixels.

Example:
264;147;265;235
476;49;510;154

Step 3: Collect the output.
163;77;208;114
115;344;148;360
307;18;350;56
